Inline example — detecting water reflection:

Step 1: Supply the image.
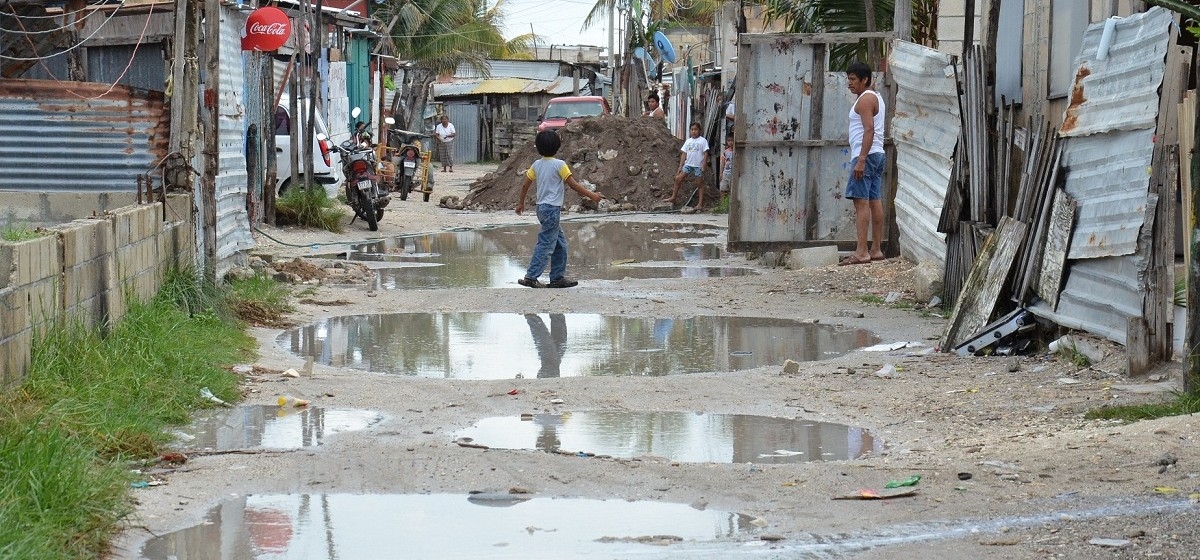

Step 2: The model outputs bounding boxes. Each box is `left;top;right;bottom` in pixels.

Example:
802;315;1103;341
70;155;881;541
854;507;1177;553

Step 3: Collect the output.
277;313;879;379
317;222;753;289
141;494;756;560
175;406;383;450
457;412;882;463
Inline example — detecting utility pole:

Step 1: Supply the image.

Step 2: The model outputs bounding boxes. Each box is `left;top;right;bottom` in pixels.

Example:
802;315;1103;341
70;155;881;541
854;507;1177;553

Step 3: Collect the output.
894;0;912;42
304;0;325;184
863;0;879;69
201;0;221;278
169;0;201;193
1189;52;1200;396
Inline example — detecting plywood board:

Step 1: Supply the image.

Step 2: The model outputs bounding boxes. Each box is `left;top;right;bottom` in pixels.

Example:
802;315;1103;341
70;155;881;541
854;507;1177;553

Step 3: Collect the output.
940;217;1028;350
1036;190;1076;311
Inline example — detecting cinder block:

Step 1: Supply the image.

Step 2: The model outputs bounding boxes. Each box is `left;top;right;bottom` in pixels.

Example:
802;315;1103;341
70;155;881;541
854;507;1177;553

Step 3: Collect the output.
0;243;13;290
0;330;32;387
14;236;57;286
786;246;839;269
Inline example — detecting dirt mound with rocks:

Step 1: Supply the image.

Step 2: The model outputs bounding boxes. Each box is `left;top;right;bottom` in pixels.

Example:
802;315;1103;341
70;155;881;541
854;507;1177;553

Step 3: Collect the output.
463;115;712;211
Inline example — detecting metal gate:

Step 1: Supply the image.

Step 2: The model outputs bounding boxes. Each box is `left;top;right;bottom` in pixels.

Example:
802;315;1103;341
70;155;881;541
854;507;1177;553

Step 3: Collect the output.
728;33;892;252
444;102;481;164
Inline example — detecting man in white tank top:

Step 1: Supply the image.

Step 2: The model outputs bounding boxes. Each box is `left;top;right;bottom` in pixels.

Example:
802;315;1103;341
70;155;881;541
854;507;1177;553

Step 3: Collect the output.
840;62;886;266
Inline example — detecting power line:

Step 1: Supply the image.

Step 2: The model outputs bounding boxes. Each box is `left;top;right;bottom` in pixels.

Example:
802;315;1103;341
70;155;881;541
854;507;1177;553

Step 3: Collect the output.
0;6;102;34
0;0;126;61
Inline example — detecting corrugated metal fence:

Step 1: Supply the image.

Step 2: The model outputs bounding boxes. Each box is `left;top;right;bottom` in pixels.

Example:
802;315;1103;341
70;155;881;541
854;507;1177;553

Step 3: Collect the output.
444;102;481;164
215;7;253;268
0;80;167;191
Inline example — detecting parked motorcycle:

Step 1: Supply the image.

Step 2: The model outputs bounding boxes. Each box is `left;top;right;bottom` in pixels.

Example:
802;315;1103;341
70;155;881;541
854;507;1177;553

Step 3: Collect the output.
387;128;434;202
330;108;391;231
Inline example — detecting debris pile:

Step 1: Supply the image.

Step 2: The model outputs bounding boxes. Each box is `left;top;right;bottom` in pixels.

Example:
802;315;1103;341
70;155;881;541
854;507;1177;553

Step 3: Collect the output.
463;116;706;211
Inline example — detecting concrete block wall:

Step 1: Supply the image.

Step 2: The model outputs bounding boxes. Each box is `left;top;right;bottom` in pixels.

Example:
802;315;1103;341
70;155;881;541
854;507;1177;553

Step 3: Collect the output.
0;195;195;387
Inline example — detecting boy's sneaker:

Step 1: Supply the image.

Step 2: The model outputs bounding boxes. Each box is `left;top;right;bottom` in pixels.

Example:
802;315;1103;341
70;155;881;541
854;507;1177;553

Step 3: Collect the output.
518;277;545;288
547;278;579;288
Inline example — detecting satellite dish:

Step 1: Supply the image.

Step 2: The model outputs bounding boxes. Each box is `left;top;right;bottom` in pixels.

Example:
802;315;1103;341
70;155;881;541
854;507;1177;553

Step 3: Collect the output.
653;31;676;64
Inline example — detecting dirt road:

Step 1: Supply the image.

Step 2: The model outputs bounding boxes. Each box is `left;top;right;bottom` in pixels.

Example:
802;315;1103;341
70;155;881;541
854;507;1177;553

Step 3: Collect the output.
113;163;1198;559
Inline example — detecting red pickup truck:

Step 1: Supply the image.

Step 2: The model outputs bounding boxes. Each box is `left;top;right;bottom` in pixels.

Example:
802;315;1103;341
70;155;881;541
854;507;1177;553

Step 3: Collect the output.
537;96;611;132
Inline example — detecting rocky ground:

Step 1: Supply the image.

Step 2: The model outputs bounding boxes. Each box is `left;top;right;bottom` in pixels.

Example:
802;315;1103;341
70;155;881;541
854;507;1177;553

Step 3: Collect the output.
110;163;1198;560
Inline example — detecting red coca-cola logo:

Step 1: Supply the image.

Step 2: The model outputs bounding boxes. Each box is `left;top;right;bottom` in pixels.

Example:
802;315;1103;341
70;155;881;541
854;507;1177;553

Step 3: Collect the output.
241;7;291;51
249;22;288;35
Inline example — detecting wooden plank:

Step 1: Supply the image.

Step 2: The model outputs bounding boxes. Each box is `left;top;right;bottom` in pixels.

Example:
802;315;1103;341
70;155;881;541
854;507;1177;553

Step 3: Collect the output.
1180;90;1195;275
1127;317;1151;376
1036;189;1076;311
726;240;892;253
740;32;895;45
940;216;1028;350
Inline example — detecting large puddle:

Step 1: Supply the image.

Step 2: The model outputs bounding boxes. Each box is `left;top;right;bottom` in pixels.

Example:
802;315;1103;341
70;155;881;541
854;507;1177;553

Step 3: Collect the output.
318;222;753;289
174;406;383;451
277;313;878;379
456;412;882;463
140;494;756;559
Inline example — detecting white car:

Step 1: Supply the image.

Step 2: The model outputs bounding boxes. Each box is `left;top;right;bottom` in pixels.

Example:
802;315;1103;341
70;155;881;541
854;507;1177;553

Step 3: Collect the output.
274;99;342;194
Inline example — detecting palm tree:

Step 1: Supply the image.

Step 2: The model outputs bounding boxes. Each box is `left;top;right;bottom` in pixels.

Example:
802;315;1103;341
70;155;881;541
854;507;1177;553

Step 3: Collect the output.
759;0;939;69
379;0;533;130
582;0;721;55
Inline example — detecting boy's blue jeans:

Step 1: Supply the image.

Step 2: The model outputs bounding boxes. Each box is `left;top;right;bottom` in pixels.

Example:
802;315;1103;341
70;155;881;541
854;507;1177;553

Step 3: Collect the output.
525;204;568;281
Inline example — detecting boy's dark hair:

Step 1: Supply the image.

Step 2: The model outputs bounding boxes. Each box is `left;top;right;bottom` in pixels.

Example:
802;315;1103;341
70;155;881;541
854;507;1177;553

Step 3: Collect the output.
689;122;701;130
535;130;561;157
647;93;659;102
847;62;873;86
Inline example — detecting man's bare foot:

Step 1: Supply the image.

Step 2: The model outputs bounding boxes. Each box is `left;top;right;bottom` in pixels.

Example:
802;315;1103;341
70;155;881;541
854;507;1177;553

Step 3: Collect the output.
870;253;885;261
663;198;676;204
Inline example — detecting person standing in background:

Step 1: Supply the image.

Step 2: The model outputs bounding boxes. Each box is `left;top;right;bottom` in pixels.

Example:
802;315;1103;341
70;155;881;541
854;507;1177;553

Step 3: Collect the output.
839;61;886;266
434;114;456;173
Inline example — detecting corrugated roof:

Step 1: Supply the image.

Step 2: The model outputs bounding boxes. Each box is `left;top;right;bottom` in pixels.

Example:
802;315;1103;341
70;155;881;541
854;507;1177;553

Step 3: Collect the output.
433;77;577;98
455;60;564;81
890;40;960;267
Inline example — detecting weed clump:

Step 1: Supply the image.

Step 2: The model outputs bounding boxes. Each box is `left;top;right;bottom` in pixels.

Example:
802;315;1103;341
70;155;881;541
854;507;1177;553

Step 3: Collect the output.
276;185;346;232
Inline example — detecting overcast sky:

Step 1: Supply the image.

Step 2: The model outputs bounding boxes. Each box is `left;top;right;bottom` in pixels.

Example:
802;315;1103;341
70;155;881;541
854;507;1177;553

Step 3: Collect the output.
500;0;610;49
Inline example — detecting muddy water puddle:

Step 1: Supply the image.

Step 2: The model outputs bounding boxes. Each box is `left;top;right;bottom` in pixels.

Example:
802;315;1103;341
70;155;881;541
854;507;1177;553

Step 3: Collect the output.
141;494;756;559
277;313;878;379
318;222;753;289
456;411;881;463
173;405;383;451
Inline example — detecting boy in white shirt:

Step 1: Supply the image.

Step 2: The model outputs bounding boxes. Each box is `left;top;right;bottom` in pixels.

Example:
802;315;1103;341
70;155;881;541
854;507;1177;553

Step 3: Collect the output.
516;131;603;288
664;122;710;209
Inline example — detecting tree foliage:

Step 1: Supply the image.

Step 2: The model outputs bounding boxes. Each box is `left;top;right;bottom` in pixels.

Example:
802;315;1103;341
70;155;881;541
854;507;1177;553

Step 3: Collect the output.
377;0;532;128
758;0;939;69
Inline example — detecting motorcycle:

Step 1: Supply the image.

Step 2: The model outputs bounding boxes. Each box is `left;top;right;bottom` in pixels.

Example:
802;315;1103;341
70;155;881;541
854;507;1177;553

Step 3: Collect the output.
330;108;391;231
387;128;434;202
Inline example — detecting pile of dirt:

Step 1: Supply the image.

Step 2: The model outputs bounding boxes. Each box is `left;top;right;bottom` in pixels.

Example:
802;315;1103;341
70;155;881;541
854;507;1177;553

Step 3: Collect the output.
274;257;326;280
463;116;711;211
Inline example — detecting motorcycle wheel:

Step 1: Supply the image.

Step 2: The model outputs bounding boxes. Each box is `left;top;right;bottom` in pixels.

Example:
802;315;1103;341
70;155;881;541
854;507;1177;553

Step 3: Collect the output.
398;175;409;201
362;194;378;231
375;207;385;222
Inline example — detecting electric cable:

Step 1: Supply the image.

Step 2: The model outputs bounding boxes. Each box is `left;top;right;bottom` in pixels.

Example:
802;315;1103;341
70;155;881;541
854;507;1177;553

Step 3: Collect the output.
0;6;101;34
0;0;125;61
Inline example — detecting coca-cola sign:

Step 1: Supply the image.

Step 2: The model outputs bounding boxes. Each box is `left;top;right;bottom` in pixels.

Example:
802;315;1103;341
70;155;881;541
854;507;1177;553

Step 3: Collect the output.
241;7;291;51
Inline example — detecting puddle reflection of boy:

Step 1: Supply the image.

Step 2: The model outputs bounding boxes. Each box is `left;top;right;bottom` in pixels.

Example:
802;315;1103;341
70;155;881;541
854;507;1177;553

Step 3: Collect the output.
525;313;567;378
516;131;603;288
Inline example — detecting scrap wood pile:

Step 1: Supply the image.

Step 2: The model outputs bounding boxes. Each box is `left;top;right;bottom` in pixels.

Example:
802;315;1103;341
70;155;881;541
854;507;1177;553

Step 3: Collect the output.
939;45;1068;354
462;115;687;211
939;32;1181;365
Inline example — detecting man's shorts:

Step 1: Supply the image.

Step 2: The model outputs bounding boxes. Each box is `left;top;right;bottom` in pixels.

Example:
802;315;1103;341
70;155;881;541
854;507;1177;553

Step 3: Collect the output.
682;165;703;177
845;152;885;200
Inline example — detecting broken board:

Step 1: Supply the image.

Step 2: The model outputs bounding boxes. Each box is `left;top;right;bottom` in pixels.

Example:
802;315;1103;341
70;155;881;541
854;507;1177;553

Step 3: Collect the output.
941;217;1029;350
1036;190;1076;310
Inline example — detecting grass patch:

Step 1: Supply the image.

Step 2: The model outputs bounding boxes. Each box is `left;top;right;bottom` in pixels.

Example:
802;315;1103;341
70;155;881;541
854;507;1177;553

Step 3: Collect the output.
2;223;46;242
1085;393;1200;422
860;294;886;305
276;185;345;233
227;273;294;327
712;195;730;214
0;268;255;558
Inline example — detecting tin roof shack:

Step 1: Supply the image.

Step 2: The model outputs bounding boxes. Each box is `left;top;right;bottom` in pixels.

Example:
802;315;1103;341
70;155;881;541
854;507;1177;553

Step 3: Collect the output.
433;60;602;161
0;1;173;228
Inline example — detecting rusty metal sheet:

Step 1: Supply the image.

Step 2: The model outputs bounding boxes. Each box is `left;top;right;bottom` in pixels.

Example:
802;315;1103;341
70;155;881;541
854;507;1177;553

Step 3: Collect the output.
1062;129;1154;259
1058;8;1171;139
730;35;860;248
890;41;960;267
433;78;576;98
0;79;167;192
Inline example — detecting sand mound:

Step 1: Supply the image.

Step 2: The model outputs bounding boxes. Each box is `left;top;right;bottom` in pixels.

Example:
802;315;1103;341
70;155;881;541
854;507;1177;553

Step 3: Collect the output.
463;115;715;211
